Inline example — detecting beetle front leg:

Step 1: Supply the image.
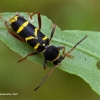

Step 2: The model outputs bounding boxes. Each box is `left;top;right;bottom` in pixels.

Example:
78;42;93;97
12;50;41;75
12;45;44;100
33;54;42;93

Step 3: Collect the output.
57;46;73;58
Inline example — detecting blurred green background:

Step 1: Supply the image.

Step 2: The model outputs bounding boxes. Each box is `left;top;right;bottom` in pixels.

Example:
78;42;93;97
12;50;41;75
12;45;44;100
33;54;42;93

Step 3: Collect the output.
0;0;100;100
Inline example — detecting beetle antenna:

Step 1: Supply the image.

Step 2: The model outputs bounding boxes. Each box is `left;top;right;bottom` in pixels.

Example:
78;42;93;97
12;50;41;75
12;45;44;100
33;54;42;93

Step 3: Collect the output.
64;35;87;56
34;64;60;91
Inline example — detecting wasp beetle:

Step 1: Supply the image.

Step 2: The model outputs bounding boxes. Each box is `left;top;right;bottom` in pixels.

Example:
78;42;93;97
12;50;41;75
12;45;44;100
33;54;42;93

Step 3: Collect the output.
0;12;87;91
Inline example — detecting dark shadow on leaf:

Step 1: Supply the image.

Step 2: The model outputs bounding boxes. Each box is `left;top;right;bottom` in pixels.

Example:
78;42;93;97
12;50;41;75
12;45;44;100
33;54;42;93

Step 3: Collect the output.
96;61;100;70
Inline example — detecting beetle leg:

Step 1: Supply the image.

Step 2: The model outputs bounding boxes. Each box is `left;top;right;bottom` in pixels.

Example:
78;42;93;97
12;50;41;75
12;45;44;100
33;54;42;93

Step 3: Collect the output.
0;16;25;42
17;52;39;63
57;46;73;58
27;12;41;30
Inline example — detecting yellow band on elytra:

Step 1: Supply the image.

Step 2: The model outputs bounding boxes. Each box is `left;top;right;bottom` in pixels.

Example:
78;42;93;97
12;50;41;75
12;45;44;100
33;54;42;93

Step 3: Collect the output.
42;36;48;40
34;43;40;49
25;36;35;41
10;16;18;24
17;21;29;33
34;28;39;37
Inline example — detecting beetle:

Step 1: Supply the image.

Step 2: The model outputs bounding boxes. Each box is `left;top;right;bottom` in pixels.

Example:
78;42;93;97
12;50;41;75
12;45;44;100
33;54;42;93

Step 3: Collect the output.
0;12;87;91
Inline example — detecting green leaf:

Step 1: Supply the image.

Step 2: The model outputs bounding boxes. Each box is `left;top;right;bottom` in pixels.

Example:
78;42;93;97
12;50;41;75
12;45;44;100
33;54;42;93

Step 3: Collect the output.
0;12;100;95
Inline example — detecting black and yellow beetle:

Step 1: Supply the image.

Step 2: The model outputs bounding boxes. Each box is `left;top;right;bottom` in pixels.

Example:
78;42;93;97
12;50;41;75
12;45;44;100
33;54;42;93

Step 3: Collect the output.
0;12;87;91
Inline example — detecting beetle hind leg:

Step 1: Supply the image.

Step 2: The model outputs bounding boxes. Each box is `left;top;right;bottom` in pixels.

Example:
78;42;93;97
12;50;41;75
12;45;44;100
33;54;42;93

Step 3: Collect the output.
0;15;25;42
